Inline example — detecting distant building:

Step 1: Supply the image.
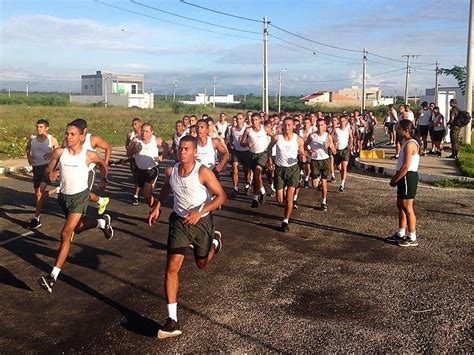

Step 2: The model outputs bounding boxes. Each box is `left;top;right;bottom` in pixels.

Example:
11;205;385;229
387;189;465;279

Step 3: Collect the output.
338;86;382;101
300;86;390;107
70;70;154;109
181;94;240;105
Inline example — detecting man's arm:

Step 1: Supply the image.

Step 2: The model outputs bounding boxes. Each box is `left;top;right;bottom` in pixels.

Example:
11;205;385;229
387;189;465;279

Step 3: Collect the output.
348;129;354;150
26;137;33;165
213;138;229;172
297;136;307;162
45;148;63;181
156;136;170;160
127;139;139;157
148;166;173;225
87;151;108;189
125;132;132;150
91;135;111;166
239;128;250;147
51;136;60;149
266;135;278;171
328;134;337;155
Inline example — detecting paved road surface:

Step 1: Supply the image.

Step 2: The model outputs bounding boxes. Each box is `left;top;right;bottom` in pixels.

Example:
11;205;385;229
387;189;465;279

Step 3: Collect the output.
0;159;472;352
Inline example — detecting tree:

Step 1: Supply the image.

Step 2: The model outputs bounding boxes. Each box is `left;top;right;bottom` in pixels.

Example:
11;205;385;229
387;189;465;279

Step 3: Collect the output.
440;65;467;94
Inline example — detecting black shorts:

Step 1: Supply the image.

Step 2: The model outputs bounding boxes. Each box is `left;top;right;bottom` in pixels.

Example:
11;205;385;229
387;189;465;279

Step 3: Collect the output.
385;122;395;133
418;125;429;137
135;166;159;188
168;212;214;259
231;149;250;167
432;129;445;142
32;164;49;189
397;171;418;199
334;148;350;164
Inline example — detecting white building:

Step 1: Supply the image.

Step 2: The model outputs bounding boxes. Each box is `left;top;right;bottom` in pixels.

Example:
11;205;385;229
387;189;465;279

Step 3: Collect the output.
181;94;240;105
70;70;154;109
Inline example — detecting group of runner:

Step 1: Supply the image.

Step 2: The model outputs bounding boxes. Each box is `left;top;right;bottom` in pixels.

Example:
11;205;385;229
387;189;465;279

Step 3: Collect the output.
25;106;420;339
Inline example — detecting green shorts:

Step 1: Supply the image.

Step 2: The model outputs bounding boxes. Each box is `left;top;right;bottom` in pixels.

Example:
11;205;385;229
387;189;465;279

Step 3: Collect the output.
274;164;300;190
168;212;215;259
334;148;350;165
32;164;49;189
249;151;268;170
310;158;331;179
397;171;418;199
231;149;250;167
58;189;89;217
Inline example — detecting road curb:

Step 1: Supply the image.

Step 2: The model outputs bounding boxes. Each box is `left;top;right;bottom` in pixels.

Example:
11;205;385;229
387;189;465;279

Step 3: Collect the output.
354;158;474;183
0;165;32;175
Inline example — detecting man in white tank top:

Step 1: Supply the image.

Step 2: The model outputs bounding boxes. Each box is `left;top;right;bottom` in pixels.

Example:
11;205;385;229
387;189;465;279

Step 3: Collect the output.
333;115;354;192
39;120;113;293
195;119;229;176
298;116;314;189
306;119;337;211
26;119;59;230
228;113;251;197
125;117;142;205
148;135;227;339
240;113;272;208
216;112;229;140
127;122;169;207
171;120;186;162
267;117;306;232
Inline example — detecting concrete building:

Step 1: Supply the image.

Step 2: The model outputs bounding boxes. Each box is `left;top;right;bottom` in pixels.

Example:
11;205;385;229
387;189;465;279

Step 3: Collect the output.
70;70;154;109
338;86;382;101
181;94;240;105
300;86;388;107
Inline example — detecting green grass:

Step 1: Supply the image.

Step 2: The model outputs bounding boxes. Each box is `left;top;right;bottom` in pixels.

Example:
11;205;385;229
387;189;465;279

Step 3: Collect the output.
457;144;474;177
0;103;241;160
429;179;474;189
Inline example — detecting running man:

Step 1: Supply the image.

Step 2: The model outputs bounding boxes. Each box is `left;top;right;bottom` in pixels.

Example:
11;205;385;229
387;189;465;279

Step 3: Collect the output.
39;120;113;293
125;117;142;205
195;119;229;176
127;122;169;207
26;119;59;229
227;113;250;197
240;113;271;208
171;120;186;162
333;115;354;192
148;135;226;339
387;119;420;247
267;117;306;232
306;119;337;211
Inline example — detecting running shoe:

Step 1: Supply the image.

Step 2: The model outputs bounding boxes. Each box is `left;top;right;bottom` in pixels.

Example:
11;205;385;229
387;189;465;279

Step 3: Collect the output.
38;274;55;293
321;203;328;212
29;217;41;230
304;179;309;188
259;192;266;204
251;199;259;208
100;214;114;240
157;317;182;339
244;185;250;196
97;197;110;215
213;230;222;254
230;189;238;199
338;185;344;192
328;176;336;183
385;233;405;244
132;195;139;206
398;238;418;247
281;222;289;233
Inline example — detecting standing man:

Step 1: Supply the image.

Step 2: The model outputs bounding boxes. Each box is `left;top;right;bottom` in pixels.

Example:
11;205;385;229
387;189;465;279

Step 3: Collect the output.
240;113;271;208
333;115;354;192
306;119;337;211
447;99;460;159
267;117;306;232
125;117;142;205
39;120;113;293
127;122;169;207
26;119;59;229
148;135;226;339
416;102;432;156
228;113;250;197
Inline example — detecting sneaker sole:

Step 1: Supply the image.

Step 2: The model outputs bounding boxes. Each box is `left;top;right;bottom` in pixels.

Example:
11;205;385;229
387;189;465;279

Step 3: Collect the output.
398;241;418;247
103;214;114;240
98;198;110;215
39;277;53;293
29;223;42;230
213;231;222;253
157;330;182;339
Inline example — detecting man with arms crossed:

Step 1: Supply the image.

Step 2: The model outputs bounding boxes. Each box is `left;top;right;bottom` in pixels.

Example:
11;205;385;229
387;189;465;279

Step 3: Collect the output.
148;135;226;339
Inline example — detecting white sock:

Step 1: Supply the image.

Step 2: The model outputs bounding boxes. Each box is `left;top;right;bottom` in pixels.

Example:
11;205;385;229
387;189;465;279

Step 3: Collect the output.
234;186;238;192
253;195;259;201
398;228;406;236
305;175;310;182
260;186;266;195
341;180;345;187
133;194;138;198
51;266;61;280
409;231;417;240
97;197;105;205
282;218;289;224
167;303;178;322
245;183;250;189
293;194;298;202
97;219;106;229
34;215;41;221
212;239;219;249
322;198;326;204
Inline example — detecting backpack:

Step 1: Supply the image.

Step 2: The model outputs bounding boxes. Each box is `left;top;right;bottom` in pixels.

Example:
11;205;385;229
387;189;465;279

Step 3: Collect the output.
456;111;471;127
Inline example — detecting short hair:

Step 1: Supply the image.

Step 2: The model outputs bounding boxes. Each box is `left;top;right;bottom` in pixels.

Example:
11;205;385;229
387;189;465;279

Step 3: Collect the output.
36;119;49;127
132;117;141;123
67;120;86;134
175;120;183;126
196;119;208;127
70;118;87;131
399;119;415;137
421;101;428;108
450;99;457;105
283;117;295;124
205;117;214;124
251;113;260;119
142;122;153;130
179;135;197;149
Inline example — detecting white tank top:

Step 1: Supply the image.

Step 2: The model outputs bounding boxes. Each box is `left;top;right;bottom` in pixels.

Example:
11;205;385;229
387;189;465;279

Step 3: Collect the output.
30;134;54;166
216;121;229;138
247;125;268;154
82;133;97;171
275;134;299;167
397;139;420;172
309;132;329;160
173;132;186;149
58;147;89;195
196;137;216;169
230;125;248;152
334;125;350;150
135;136;159;170
169;162;210;218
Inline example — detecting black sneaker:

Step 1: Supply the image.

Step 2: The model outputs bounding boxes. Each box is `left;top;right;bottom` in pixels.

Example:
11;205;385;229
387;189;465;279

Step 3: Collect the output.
386;233;405;244
230;189;238;199
251;199;259;208
157;317;182;339
338;185;344;192
39;274;55;293
100;214;114;240
321;203;328;212
213;231;222;254
132;195;139;205
304;179;309;188
244;185;250;196
29;218;41;230
398;238;418;247
281;222;289;232
259;191;266;204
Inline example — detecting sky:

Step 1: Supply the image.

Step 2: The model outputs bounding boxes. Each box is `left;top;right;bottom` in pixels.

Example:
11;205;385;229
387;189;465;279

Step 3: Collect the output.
0;0;470;96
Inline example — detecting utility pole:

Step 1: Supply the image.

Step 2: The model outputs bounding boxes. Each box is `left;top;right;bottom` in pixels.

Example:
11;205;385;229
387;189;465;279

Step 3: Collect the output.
277;68;287;113
172;77;178;101
26;80;30;97
165;90;168;101
8;84;11;99
204;82;208;106
362;48;368;111
262;16;269;114
465;0;473;144
212;76;218;108
402;54;419;104
435;61;440;106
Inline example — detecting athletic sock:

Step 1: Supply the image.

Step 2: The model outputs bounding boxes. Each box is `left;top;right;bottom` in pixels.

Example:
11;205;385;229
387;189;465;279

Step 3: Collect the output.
293;194;298;202
409;231;417;240
305;175;310;182
260;186;266;195
34;215;41;221
233;186;238;192
133;194;138;198
245;184;250;189
398;228;406;236
167;303;178;322
212;239;219;249
341;180;345;187
97;219;106;229
97;197;105;206
51;266;61;280
282;218;289;224
322;198;326;204
253;195;259;201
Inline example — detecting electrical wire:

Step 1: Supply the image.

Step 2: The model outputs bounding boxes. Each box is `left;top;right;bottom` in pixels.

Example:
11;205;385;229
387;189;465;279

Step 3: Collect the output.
179;0;261;23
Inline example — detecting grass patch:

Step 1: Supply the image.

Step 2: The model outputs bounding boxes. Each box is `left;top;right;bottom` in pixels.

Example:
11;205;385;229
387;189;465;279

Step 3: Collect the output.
457;144;474;177
429;178;474;189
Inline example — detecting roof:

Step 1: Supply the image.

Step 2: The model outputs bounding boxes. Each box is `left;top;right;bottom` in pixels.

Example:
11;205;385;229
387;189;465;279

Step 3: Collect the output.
299;91;329;101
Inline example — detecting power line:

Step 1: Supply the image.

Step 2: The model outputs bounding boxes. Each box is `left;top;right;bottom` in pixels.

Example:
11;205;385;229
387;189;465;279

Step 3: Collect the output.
94;0;259;41
179;0;261;23
131;0;260;34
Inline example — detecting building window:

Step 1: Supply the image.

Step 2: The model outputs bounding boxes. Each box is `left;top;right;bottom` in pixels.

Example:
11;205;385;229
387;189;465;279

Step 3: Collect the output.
131;85;137;94
84;85;88;90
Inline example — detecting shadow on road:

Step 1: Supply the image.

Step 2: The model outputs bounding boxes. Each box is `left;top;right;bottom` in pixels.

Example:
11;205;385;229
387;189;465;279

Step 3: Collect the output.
0;266;32;291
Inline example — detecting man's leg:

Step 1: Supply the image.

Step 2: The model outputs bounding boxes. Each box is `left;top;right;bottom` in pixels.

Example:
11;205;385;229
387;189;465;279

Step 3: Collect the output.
143;182;154;207
284;186;296;221
320;176;328;211
231;161;239;194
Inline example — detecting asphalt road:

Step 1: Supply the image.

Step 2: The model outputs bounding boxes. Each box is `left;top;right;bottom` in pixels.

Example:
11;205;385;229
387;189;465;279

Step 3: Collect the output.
0;155;472;353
